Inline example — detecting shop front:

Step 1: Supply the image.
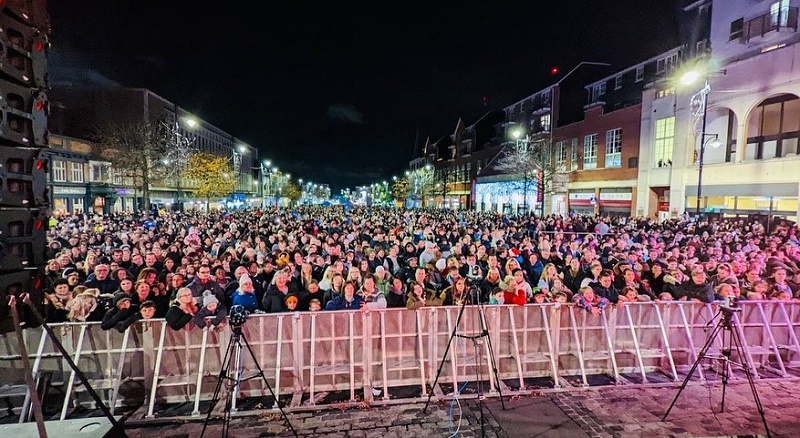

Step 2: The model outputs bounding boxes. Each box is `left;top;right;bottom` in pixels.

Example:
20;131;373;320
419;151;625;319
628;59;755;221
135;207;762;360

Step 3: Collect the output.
568;191;596;216
598;189;633;216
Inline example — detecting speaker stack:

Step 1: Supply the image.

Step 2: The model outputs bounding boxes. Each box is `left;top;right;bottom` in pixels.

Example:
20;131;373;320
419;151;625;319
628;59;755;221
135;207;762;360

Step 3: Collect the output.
0;0;51;332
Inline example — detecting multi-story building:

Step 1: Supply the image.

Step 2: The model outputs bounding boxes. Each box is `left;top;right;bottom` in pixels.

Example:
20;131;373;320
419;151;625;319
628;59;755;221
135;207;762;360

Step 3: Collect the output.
638;0;800;221
559;48;683;217
49;87;259;210
46;133;137;214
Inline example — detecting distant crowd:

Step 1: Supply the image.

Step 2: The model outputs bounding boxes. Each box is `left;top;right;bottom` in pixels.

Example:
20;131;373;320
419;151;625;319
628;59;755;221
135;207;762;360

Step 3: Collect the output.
5;206;800;333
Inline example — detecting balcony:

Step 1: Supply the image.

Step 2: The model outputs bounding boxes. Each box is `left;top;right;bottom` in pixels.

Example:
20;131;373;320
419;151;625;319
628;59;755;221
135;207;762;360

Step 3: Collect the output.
740;7;798;42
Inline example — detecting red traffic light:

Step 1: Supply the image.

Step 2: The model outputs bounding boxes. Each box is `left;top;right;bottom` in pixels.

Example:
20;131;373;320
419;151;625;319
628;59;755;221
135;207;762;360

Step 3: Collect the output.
550;66;560;75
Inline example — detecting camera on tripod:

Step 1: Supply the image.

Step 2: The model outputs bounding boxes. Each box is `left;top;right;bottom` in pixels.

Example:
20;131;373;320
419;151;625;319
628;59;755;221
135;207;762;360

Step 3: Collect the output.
721;295;741;313
229;304;250;327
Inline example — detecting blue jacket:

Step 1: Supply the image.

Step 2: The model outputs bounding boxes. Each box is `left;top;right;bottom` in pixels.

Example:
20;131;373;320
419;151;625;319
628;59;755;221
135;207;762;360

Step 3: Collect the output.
325;294;363;311
230;290;259;313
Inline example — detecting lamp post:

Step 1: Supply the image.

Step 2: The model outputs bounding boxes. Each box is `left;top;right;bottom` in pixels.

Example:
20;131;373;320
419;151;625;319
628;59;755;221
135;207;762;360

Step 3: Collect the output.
680;70;722;217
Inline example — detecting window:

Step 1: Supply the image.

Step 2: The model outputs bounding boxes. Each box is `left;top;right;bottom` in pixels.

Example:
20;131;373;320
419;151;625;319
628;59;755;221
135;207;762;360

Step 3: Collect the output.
90;163;111;183
52;160;66;182
745;94;800;160
570;138;579;171
589;83;606;103
771;0;790;27
696;39;708;53
635;66;644;82
656;53;678;74
656;87;675;99
70;162;84;183
583;134;598;170
654;117;675;167
555;141;567;171
605;128;622;168
614;75;623;90
540;114;551;132
729;18;744;40
72;198;85;213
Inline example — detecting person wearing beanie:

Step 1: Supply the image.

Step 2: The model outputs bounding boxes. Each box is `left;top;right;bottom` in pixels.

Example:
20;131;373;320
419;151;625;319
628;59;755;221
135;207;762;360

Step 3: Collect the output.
193;290;227;329
101;293;133;331
231;273;260;314
284;293;300;312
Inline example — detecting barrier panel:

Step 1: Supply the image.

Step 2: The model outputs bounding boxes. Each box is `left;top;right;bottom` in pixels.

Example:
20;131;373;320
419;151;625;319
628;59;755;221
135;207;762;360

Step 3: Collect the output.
1;301;799;422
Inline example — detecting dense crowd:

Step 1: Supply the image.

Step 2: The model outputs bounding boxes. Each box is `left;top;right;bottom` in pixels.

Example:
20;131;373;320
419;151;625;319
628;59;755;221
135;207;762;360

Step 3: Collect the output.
6;206;800;333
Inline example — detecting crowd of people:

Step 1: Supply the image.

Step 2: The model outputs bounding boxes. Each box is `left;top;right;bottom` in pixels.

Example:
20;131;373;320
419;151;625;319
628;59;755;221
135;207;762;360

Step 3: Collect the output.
10;206;800;333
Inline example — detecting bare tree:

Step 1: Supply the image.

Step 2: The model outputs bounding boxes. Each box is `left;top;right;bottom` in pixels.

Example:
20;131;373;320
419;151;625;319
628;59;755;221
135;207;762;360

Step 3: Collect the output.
493;138;556;215
93;120;171;213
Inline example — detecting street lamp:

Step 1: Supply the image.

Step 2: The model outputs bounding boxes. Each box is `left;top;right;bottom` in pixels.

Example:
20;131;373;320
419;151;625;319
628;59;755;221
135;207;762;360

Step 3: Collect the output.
680;69;723;217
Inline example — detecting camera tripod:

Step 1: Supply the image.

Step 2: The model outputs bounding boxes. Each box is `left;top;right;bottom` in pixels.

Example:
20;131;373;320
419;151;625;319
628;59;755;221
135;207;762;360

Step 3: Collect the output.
423;285;505;438
200;325;297;438
663;306;770;438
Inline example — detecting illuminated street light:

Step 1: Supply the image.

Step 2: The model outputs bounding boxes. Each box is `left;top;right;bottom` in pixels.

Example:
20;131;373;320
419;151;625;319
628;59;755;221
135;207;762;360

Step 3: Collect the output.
680;65;725;217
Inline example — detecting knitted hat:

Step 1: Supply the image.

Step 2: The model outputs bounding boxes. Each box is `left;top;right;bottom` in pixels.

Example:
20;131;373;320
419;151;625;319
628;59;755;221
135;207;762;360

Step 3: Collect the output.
284;293;299;307
202;290;219;307
239;273;253;286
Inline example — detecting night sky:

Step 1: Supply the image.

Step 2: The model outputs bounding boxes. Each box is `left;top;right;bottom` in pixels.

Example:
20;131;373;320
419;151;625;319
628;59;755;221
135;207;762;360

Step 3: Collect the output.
48;1;687;192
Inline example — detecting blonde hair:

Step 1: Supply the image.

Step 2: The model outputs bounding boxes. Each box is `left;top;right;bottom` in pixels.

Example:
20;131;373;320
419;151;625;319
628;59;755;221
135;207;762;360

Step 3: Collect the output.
67;293;98;322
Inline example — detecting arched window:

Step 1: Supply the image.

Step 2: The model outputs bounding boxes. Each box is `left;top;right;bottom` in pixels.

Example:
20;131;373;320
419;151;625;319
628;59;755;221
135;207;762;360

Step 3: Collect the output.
745;94;800;160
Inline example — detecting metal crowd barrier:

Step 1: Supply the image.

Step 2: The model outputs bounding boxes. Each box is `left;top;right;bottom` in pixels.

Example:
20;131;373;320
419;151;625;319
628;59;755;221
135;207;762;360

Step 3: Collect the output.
1;301;799;422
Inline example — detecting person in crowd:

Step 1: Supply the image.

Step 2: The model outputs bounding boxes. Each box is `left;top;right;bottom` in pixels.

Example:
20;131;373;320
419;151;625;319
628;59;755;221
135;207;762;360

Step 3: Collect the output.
502;268;533;305
665;268;715;303
591;270;621;304
488;288;505;305
187;265;225;305
358;274;387;310
308;298;323;312
66;291;105;323
166;287;198;330
767;266;798;299
325;281;363;311
573;286;610;315
194;290;227;328
45;279;73;323
536;263;561;295
230;273;260;314
405;280;446;310
262;270;299;312
101;293;134;331
116;300;157;332
442;276;469;306
84;264;119;296
385;276;407;308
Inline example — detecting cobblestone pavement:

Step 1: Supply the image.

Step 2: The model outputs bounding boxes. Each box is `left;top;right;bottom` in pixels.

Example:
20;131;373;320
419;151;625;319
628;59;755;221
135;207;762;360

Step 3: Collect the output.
120;379;800;437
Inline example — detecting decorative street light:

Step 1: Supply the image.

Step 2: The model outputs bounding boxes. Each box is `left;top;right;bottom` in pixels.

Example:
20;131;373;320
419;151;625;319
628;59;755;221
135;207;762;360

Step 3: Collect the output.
680;68;723;217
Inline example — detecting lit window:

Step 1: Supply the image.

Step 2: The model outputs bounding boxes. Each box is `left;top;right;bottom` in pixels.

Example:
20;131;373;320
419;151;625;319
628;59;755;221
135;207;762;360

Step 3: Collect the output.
583;134;598;170
52;160;66;182
570;138;579;171
654;117;675;167
605;129;622;168
70;162;84;183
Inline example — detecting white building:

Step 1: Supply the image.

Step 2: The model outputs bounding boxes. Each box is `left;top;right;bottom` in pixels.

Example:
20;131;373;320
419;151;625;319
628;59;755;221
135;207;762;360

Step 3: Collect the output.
638;0;800;222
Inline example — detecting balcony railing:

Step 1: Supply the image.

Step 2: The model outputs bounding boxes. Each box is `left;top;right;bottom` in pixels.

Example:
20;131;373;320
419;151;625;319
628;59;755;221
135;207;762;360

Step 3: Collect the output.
743;6;798;42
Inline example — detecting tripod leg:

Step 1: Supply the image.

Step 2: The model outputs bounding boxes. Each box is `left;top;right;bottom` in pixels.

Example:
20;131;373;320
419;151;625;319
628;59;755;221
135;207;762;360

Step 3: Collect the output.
729;320;772;438
663;318;724;421
720;328;731;413
478;304;505;411
239;333;298;438
201;332;236;438
423;299;469;413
